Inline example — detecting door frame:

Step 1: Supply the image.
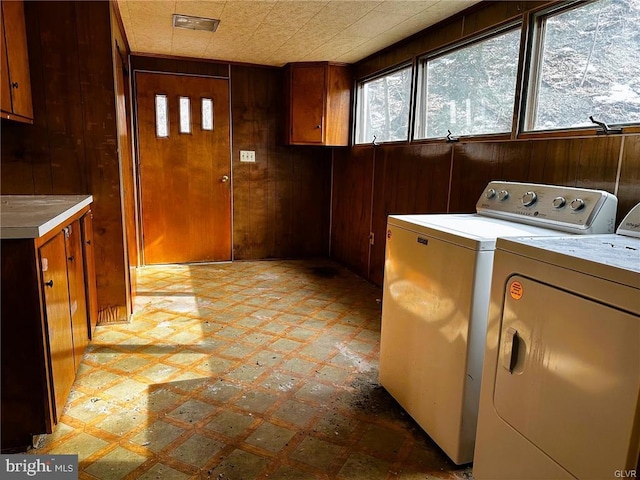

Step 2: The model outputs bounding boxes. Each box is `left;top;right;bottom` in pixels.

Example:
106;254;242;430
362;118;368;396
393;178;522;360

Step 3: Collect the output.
132;69;234;265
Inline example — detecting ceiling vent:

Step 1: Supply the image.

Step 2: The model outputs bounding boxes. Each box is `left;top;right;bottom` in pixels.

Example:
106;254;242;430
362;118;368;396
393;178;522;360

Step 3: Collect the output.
172;14;220;32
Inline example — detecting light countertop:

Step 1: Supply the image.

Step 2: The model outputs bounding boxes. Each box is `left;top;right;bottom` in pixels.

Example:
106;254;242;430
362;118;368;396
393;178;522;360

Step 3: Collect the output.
1;195;93;239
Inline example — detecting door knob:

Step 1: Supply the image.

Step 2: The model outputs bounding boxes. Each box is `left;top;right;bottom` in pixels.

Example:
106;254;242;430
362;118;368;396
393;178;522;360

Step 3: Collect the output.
221;175;229;183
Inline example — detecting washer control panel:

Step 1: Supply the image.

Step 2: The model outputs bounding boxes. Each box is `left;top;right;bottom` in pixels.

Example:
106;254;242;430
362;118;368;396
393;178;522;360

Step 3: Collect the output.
476;181;618;234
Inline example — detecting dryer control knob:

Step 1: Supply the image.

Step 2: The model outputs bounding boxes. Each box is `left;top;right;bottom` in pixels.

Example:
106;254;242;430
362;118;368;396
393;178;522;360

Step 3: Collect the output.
498;190;510;201
521;191;537;207
552;196;566;209
570;198;585;211
486;188;496;199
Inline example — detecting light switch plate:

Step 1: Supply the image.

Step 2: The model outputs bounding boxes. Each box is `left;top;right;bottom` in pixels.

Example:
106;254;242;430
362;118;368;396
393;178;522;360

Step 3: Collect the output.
240;150;256;162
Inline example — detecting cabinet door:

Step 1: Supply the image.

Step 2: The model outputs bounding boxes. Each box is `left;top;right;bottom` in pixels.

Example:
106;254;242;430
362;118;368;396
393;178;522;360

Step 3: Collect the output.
39;233;75;421
1;0;33;120
290;65;325;144
64;222;89;368
0;7;12;114
80;211;98;338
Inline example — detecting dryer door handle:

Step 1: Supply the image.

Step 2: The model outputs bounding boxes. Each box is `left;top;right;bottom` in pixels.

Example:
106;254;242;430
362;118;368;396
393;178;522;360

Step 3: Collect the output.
502;327;520;373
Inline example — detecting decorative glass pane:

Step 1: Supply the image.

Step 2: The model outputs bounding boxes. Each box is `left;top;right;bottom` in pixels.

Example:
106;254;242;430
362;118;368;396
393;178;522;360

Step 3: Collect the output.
155;94;168;138
415;28;520;139
356;66;412;144
202;98;213;130
527;0;640;131
179;96;191;134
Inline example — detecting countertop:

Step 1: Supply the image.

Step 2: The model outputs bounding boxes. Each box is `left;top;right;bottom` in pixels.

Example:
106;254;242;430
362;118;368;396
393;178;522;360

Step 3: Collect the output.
1;195;93;239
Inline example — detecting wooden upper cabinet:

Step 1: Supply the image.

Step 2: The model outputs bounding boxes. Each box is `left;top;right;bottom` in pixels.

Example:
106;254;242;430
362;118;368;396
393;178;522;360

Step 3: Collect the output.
1;0;33;123
285;62;352;146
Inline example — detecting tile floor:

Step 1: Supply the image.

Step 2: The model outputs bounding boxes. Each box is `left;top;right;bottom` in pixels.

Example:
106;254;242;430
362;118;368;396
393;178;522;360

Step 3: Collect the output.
31;259;473;479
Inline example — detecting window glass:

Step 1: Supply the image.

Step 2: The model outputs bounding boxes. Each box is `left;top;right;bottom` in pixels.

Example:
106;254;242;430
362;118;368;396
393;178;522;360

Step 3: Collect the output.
155;94;168;138
527;0;640;131
202;98;213;130
179;96;191;134
355;65;412;144
415;27;521;139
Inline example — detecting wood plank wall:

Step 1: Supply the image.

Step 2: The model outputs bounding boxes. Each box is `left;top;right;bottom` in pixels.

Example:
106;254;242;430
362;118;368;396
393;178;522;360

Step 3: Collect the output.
332;1;640;286
0;0;130;321
130;56;332;261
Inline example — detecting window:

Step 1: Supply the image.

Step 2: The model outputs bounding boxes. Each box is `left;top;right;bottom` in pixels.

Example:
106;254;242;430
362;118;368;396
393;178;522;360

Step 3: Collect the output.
201;98;213;130
155;94;168;138
525;0;640;132
414;27;521;140
179;96;191;134
355;65;412;144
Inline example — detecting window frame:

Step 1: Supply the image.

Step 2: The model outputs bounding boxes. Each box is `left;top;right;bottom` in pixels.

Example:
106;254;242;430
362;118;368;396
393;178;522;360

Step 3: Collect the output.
154;93;169;139
201;97;214;131
519;0;640;137
178;96;192;135
412;21;522;142
353;62;414;146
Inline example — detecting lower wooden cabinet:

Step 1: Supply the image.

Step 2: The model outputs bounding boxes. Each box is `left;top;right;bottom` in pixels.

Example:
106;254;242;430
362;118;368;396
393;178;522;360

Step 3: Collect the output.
1;208;96;452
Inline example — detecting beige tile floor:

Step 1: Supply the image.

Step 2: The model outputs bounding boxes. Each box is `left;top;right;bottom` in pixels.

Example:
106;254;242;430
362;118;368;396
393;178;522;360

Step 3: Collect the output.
32;259;473;479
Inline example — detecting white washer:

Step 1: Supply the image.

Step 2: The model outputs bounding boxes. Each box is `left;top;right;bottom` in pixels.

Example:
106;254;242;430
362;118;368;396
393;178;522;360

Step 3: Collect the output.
473;203;640;480
379;181;618;465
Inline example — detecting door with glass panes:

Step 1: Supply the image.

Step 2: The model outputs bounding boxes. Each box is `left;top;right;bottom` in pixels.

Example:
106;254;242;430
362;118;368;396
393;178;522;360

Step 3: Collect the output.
135;72;231;264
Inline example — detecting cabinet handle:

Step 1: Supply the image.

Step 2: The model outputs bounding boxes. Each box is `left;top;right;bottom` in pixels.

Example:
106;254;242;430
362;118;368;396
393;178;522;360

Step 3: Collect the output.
11;82;18;89
86;240;91;245
68;256;75;262
45;280;54;288
315;125;321;129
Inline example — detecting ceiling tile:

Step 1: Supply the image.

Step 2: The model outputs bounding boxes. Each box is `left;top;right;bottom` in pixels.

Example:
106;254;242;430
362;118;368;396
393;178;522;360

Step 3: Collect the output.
125;0;176;20
260;1;328;28
340;10;411;39
173;0;227;19
375;1;434;15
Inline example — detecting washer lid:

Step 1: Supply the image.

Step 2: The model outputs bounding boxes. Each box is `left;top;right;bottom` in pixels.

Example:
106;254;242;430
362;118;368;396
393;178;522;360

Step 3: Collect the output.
388;214;569;251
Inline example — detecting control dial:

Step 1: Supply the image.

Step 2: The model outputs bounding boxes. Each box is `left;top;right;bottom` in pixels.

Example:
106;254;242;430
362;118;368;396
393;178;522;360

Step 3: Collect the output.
486;188;496;199
521;191;537;207
498;190;510;201
570;198;585;211
552;196;566;209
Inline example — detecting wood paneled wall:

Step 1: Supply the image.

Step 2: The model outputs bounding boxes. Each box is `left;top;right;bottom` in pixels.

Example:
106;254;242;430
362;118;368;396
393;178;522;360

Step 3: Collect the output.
130;57;333;261
331;0;640;285
0;1;130;321
332;137;640;285
231;65;331;259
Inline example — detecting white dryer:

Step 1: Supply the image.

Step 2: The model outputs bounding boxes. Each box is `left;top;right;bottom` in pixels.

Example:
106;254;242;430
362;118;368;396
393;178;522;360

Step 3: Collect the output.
473;203;640;479
379;181;618;465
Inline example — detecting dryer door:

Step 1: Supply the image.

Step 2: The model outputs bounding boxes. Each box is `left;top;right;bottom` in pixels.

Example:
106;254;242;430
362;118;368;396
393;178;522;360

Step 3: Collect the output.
493;275;639;479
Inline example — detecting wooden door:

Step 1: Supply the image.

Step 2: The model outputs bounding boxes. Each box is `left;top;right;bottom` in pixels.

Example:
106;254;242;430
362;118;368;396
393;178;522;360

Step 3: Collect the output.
39;233;75;421
136;72;231;264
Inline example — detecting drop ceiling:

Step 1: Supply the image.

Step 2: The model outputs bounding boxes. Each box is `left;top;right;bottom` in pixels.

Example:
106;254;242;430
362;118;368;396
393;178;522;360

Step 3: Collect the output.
116;0;480;67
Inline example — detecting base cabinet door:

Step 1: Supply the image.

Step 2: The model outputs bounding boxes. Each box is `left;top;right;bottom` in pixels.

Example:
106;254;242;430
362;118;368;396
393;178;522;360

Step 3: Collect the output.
64;221;89;367
81;211;98;338
39;233;76;421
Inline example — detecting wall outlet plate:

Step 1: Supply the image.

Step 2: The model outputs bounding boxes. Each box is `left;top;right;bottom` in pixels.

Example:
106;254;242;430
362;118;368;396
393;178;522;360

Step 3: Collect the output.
240;150;256;162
